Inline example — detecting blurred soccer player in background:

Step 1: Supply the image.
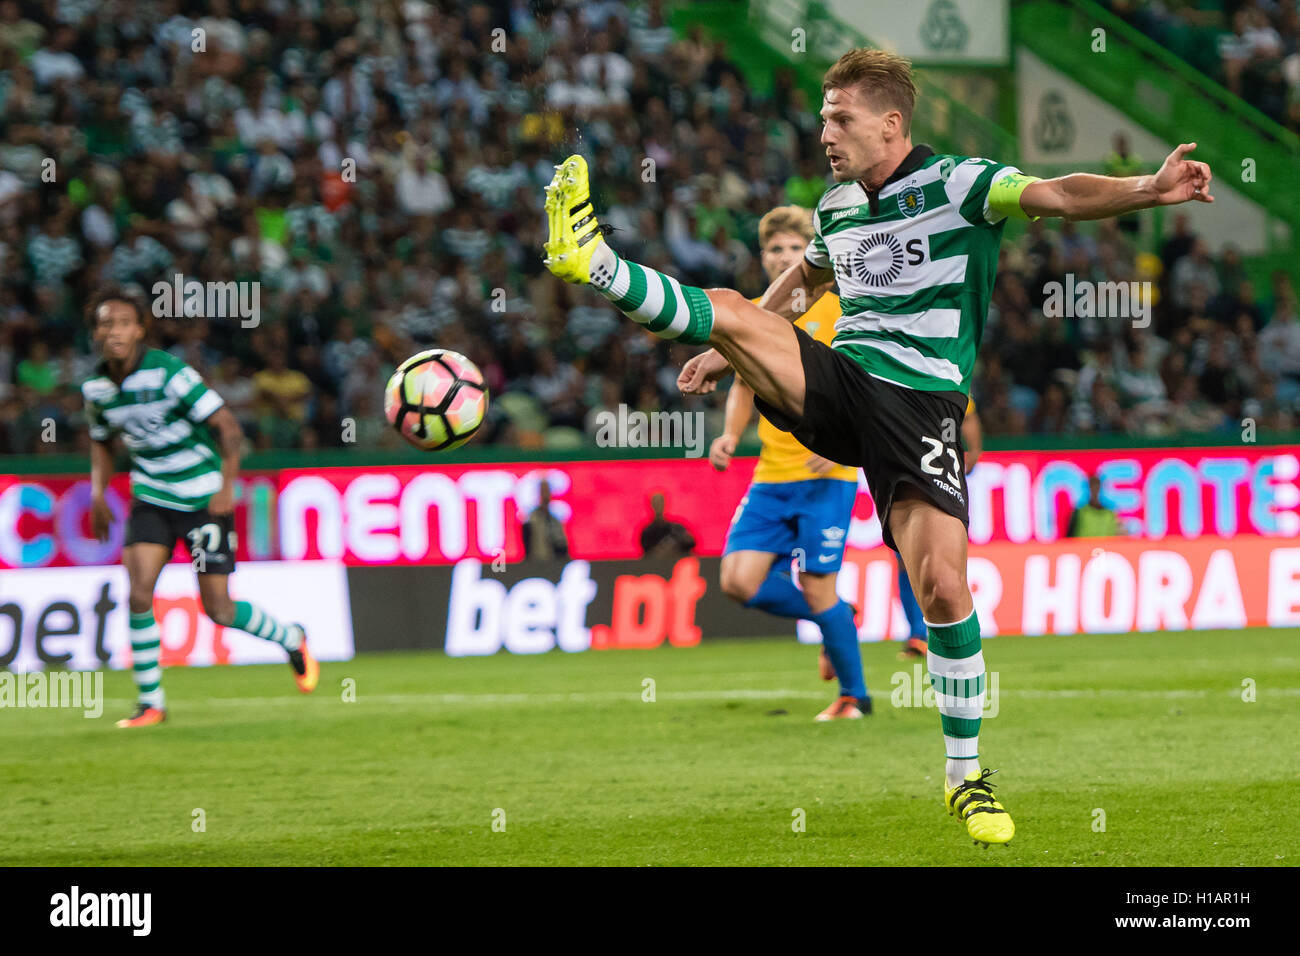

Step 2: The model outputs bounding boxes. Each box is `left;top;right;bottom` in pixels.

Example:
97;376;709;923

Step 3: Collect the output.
710;205;868;720
83;286;319;728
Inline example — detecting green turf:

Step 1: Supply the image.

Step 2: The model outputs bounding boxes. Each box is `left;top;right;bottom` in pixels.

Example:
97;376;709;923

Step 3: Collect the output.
1;629;1295;866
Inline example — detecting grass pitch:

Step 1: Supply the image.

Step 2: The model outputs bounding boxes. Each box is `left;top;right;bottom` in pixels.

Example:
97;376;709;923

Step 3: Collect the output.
1;628;1294;866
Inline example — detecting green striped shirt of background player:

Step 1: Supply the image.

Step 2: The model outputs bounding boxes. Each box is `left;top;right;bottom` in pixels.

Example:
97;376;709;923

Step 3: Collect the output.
83;348;224;511
83;287;304;720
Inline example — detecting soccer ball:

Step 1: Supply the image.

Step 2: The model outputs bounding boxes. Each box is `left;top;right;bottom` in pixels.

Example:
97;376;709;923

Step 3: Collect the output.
384;349;489;451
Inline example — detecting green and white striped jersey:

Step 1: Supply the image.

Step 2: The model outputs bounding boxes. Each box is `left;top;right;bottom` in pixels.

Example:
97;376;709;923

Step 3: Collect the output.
806;146;1029;395
82;348;225;512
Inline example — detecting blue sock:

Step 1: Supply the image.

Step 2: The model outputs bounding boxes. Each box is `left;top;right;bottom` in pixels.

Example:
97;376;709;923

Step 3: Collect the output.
813;600;867;700
898;562;927;639
744;566;814;619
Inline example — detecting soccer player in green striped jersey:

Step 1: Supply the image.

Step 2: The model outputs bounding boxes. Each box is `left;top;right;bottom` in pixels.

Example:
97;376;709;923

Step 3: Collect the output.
542;48;1214;847
82;286;320;728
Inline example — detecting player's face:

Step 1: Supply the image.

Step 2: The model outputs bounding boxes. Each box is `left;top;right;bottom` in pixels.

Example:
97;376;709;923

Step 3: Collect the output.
760;231;808;282
820;84;899;184
93;300;145;363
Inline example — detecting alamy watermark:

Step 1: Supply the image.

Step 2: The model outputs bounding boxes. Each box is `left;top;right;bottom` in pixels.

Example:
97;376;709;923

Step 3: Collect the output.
49;886;150;936
1043;275;1152;328
890;663;999;717
151;273;260;328
593;404;705;458
0;670;103;718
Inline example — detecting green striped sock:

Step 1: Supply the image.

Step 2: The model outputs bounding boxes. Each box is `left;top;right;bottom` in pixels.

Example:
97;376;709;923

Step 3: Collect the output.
231;601;301;651
591;247;714;345
128;610;165;710
926;609;984;785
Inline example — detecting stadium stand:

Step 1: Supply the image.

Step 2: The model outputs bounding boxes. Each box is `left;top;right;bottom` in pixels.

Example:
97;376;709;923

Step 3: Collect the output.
0;0;1295;455
1104;0;1300;132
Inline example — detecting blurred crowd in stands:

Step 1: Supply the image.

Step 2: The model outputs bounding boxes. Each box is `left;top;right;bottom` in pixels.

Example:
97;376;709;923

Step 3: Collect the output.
1107;0;1300;132
0;0;1296;457
978;213;1298;436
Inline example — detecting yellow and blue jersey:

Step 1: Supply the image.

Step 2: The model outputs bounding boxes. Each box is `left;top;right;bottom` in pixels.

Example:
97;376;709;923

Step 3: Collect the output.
722;291;858;569
752;292;858;485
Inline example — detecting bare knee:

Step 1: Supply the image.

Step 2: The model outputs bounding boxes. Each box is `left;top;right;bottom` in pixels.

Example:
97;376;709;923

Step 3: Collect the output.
798;572;839;614
914;561;970;622
706;287;748;314
127;572;155;615
720;560;762;604
705;288;748;339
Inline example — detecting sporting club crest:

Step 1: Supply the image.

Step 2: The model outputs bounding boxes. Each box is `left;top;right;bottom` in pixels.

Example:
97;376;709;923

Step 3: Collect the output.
898;183;925;218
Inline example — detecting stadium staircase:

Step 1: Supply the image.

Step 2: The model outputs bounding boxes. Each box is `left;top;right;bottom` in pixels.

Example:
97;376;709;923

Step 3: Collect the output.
667;0;1017;162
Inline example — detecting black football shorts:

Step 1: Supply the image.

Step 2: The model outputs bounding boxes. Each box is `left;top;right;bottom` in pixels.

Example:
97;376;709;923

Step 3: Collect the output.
125;500;237;574
754;325;969;552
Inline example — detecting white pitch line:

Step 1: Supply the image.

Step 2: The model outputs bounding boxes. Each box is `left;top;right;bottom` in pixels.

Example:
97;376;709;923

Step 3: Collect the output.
83;687;1300;709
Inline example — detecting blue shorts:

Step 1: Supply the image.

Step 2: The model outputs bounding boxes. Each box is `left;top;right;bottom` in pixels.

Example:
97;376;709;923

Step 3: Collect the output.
723;479;857;572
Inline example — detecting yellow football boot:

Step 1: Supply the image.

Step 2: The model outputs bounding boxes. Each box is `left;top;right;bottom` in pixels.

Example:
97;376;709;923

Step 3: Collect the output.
542;154;611;285
945;768;1015;847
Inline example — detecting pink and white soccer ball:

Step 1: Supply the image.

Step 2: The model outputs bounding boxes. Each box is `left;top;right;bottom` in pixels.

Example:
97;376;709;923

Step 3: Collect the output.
383;349;489;451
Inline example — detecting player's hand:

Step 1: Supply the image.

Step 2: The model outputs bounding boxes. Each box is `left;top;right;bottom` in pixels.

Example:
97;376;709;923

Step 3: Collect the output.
1151;143;1214;205
709;434;737;471
805;454;837;476
90;493;113;543
208;487;234;516
678;349;731;395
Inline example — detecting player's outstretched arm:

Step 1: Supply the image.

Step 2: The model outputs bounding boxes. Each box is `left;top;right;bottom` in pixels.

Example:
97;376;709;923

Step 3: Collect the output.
757;258;834;322
710;376;756;471
89;439;115;543
1020;143;1213;221
205;406;244;516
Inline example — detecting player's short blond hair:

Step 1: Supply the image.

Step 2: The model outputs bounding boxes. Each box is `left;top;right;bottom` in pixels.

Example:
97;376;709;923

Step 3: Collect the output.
758;205;815;247
822;47;918;135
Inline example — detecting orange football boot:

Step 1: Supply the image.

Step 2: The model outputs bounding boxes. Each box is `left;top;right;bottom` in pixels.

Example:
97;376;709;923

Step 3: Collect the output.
814;695;872;721
897;636;928;660
288;625;319;693
116;704;167;728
